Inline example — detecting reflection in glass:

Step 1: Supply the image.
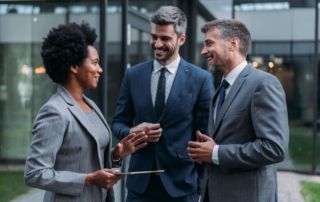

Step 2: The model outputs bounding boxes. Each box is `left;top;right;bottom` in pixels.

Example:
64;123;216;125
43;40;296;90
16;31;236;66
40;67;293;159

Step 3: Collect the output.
129;0;171;14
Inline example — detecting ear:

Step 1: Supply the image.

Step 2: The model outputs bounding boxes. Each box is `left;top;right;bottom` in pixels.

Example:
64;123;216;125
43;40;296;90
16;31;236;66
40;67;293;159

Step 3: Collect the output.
70;65;78;73
229;37;240;51
178;34;186;46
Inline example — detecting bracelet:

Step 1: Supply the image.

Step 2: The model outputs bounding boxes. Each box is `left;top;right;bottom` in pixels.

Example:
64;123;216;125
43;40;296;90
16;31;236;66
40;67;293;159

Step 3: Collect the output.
113;157;121;162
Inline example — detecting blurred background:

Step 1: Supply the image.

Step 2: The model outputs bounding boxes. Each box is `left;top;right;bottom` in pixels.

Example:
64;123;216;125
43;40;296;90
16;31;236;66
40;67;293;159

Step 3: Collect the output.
0;0;320;201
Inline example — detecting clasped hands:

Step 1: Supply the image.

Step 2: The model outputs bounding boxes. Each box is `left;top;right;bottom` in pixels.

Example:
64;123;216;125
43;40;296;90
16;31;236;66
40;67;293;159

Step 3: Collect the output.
188;130;217;163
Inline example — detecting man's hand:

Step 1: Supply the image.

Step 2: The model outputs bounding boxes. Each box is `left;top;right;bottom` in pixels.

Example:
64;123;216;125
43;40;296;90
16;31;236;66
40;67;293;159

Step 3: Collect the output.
129;122;162;142
85;169;125;189
188;130;216;162
113;131;148;159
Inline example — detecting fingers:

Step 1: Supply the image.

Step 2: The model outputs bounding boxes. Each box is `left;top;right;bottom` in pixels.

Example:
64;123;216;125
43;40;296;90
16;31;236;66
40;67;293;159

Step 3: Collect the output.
134;142;147;150
106;169;120;174
128;132;148;144
187;147;203;162
188;141;200;148
196;130;211;142
103;169;126;185
146;134;161;142
144;123;161;130
88;169;124;189
136;123;161;132
122;133;136;141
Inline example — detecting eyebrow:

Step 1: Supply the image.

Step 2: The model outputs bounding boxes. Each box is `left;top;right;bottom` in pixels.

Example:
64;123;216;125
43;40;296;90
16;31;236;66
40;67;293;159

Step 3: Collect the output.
204;39;212;44
151;34;172;40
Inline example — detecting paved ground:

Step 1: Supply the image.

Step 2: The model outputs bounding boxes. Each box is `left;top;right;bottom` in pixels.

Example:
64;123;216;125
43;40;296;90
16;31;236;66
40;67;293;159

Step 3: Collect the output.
278;171;320;202
6;171;320;202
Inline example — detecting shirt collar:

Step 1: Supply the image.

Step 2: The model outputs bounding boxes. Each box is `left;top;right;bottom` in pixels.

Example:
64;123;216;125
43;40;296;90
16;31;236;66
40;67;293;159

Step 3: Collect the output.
224;60;248;86
153;55;180;74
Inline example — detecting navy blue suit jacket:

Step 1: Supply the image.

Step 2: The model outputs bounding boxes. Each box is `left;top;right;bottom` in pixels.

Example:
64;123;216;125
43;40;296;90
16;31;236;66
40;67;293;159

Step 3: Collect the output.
112;58;214;197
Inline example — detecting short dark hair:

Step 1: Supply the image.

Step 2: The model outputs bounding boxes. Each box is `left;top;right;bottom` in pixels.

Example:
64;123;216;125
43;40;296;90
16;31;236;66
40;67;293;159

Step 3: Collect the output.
150;6;187;37
41;21;97;83
201;19;251;57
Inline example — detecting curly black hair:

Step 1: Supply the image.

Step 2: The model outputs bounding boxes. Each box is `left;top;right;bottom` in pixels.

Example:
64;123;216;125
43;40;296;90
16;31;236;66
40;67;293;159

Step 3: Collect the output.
41;21;97;83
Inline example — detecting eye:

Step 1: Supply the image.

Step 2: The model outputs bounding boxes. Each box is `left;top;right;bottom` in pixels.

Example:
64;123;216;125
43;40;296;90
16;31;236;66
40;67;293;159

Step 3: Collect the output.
161;37;171;41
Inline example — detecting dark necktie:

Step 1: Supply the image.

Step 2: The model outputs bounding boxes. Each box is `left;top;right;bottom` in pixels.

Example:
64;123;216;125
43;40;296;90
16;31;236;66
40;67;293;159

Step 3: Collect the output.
215;79;229;121
155;67;166;119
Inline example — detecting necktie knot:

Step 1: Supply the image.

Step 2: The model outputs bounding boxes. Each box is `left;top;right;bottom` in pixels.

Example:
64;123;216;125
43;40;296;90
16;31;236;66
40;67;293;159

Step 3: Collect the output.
160;67;167;75
221;79;229;88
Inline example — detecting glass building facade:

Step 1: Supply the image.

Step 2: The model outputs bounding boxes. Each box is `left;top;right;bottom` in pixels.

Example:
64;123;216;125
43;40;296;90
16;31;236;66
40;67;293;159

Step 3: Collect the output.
1;0;320;201
0;0;214;201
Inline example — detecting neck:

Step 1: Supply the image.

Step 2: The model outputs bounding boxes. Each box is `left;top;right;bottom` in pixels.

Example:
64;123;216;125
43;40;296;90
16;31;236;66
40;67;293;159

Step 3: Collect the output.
223;56;246;77
62;82;84;102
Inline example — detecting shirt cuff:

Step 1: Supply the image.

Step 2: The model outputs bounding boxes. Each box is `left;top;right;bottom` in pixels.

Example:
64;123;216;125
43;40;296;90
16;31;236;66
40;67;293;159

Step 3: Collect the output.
212;145;219;165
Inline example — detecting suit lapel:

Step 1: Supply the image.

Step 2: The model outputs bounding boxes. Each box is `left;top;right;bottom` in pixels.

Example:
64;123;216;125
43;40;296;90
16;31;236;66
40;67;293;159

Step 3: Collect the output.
57;85;103;168
213;65;253;138
140;60;158;121
159;59;190;121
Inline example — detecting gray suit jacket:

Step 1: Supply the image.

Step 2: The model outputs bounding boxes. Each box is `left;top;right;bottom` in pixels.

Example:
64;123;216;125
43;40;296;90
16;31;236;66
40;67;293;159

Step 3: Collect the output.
24;85;121;202
201;64;289;202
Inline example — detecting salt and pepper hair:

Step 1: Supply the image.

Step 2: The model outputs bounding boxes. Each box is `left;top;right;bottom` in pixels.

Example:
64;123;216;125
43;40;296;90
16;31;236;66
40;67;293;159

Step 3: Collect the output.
150;6;187;37
201;19;251;57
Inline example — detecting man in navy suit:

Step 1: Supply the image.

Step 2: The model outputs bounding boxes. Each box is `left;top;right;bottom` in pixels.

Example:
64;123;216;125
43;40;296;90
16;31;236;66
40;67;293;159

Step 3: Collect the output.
112;6;214;202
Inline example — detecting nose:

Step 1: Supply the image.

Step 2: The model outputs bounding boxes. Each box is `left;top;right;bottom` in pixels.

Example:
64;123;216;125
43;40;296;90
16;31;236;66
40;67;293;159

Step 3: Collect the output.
154;38;163;48
98;65;103;73
201;46;208;56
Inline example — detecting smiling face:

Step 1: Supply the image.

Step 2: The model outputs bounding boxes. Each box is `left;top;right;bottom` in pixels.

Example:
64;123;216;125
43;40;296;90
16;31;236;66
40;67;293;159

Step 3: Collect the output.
150;24;185;66
74;45;102;89
201;27;231;75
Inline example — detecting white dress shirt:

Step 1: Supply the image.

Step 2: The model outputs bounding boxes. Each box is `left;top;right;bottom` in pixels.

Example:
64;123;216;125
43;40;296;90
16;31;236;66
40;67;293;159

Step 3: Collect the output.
151;56;180;106
212;60;248;164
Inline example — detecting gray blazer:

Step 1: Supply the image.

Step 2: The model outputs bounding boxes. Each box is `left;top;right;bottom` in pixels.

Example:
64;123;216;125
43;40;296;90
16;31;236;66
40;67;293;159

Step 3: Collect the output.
201;64;289;202
24;85;121;202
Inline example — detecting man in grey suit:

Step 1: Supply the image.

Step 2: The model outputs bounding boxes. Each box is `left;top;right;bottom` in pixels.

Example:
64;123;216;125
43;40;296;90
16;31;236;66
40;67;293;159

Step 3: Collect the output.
188;19;289;202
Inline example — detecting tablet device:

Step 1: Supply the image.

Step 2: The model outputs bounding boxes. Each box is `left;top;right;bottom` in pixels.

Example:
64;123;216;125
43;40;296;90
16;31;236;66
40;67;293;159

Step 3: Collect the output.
115;170;165;175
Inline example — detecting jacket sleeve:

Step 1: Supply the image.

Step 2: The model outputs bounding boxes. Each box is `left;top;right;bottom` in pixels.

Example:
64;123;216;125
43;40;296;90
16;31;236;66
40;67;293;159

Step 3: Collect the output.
194;73;215;135
24;104;85;196
111;70;134;140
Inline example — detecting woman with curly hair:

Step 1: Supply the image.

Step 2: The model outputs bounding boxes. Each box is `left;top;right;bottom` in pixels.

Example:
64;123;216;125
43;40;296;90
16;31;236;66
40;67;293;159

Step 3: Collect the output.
24;21;147;202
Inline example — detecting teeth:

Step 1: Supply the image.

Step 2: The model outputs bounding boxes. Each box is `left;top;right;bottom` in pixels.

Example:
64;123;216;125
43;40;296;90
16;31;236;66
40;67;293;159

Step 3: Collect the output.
207;57;212;61
155;49;165;53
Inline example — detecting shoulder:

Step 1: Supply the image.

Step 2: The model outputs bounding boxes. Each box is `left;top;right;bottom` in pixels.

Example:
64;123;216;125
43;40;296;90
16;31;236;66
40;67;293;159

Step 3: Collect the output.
249;66;280;83
40;93;65;112
245;65;283;92
127;59;153;73
180;58;212;78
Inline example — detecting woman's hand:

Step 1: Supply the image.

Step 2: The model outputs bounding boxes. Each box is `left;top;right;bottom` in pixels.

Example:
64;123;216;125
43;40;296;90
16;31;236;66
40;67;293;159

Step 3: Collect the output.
113;132;148;159
85;169;125;189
